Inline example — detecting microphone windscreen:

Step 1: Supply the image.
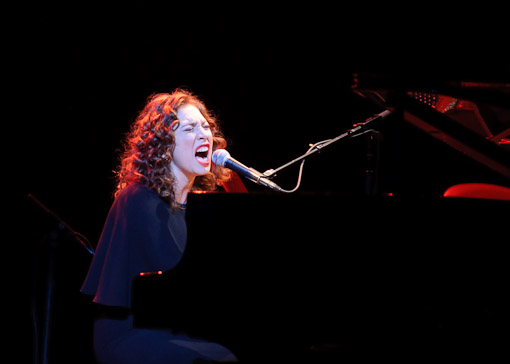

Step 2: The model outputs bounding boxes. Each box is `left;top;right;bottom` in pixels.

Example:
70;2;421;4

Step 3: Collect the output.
212;149;230;167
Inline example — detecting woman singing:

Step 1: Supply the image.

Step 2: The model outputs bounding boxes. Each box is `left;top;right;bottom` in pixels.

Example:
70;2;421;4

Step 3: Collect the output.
81;89;236;363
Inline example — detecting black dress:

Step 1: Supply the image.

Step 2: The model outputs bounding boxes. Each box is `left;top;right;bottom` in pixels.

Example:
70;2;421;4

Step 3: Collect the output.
81;184;237;363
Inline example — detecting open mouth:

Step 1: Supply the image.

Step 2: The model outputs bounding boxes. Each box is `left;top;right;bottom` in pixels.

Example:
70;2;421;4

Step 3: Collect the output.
195;144;210;166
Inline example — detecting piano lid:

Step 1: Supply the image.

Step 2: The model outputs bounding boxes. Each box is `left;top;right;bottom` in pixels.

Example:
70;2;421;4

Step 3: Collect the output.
351;74;510;183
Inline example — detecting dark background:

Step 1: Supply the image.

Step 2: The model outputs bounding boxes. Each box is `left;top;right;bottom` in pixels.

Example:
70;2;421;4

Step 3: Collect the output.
9;3;509;363
14;4;509;237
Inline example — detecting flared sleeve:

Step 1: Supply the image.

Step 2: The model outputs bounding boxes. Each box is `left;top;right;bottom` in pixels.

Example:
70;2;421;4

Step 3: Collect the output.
81;184;187;308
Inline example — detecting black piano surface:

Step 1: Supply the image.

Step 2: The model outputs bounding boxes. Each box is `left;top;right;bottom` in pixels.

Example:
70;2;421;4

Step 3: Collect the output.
132;192;509;362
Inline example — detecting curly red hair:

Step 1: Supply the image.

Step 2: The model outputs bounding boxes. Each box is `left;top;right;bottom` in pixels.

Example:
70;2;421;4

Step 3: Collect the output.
115;89;231;208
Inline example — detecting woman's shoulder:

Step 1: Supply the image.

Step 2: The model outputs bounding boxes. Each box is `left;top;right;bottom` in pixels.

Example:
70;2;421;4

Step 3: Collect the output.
113;184;167;211
117;183;159;201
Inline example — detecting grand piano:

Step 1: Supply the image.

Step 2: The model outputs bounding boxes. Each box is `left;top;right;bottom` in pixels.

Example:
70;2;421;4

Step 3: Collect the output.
132;81;509;362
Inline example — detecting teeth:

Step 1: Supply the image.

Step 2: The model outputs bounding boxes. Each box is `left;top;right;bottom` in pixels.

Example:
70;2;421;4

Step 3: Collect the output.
195;145;210;164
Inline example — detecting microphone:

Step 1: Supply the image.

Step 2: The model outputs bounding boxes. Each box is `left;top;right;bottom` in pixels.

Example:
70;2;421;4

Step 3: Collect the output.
212;149;283;192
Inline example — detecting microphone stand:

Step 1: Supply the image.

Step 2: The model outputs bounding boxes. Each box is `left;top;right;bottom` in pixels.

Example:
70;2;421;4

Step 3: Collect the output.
27;194;94;255
28;194;93;364
263;110;391;192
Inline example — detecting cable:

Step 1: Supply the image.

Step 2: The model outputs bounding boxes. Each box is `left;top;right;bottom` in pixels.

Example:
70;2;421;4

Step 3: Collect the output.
277;139;332;193
272;129;376;193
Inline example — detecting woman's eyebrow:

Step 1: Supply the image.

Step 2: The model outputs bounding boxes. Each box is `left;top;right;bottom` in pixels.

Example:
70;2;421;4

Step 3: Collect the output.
182;119;209;126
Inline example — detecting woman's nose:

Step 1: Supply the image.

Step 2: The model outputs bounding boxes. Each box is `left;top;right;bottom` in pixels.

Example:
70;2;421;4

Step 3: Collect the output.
197;125;209;139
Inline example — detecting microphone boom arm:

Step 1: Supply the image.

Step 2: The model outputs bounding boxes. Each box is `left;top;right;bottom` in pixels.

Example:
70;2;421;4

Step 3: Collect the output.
264;110;391;180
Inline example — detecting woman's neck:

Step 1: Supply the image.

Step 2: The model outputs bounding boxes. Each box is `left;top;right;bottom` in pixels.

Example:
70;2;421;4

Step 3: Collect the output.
174;174;195;204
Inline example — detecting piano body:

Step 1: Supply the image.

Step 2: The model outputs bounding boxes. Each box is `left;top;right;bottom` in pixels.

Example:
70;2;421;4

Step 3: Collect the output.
132;81;509;362
133;193;508;362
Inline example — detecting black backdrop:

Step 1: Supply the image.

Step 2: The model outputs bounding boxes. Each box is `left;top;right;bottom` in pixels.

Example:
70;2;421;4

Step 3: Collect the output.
10;4;509;363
